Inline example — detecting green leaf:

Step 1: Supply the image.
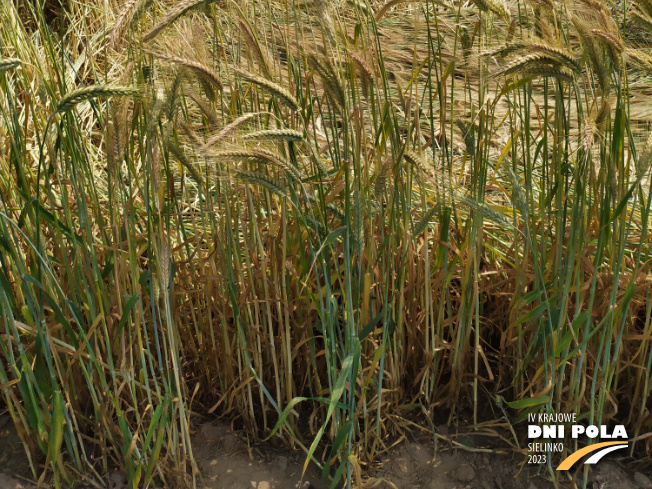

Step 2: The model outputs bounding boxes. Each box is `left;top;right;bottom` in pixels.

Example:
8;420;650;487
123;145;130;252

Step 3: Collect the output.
358;305;385;340
48;390;65;464
504;396;550;410
17;195;37;229
117;295;140;335
302;354;354;476
322;420;352;487
328;458;349;489
554;310;591;357
610;182;638;222
266;396;309;439
143;408;168;487
513;301;550;327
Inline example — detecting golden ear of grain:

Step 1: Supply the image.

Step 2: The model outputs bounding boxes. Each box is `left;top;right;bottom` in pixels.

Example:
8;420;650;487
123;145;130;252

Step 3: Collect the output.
404;150;439;181
187;92;218;126
573;16;611;93
242;129;303;142
637;132;652;179
149;53;223;92
594;98;611;127
521;65;574;82
374;0;412;21
624;48;652;72
349;52;374;79
403;151;425;168
143;0;214;42
165;70;183;121
168;141;205;187
250;149;304;181
234;170;288;197
106;120;119;177
481;43;526;59
578;0;609;13
349;52;375;96
485;42;579;73
235;69;299;111
238;18;272;79
526;0;554;10
591;29;624;52
636;0;652;16
202;148;256;160
56;86;140;113
487;0;511;21
529;43;581;72
203;113;257;147
631;7;652;33
111;100;130;169
179;122;204;147
208;148;303;181
506;18;516;42
471;0;510;20
0;58;21;72
310;151;331;175
582;121;595;152
312;0;336;45
308;54;345;109
151;139;161;192
159;240;170;290
493;53;563;78
110;0;147;48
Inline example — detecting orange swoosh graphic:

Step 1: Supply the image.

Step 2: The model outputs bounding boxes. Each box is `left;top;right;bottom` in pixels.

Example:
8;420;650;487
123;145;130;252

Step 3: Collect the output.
556;441;628;470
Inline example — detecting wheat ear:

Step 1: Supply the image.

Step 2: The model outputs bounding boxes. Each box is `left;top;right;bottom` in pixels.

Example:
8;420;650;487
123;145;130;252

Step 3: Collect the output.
0;58;21;72
56;86;140;113
149;53;223;91
529;43;581;72
493;53;563;78
591;30;624;53
110;0;148;48
459;197;514;228
168;142;205;187
631;7;652;33
636;0;652;16
187;92;218;126
234;170;288;197
235;69;299;111
481;43;527;59
526;0;554;9
637;133;652;179
522;65;575;82
308;54;345;109
203;113;258;147
208;149;303;181
242;129;303;142
624;48;652;71
375;0;411;21
349;52;375;96
238;19;272;79
143;0;215;42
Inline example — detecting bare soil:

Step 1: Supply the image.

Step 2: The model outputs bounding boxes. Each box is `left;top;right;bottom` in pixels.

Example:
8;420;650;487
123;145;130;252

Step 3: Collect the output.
1;415;650;489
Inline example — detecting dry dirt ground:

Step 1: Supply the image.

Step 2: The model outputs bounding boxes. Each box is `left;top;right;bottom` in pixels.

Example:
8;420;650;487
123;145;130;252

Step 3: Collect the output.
1;415;650;489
